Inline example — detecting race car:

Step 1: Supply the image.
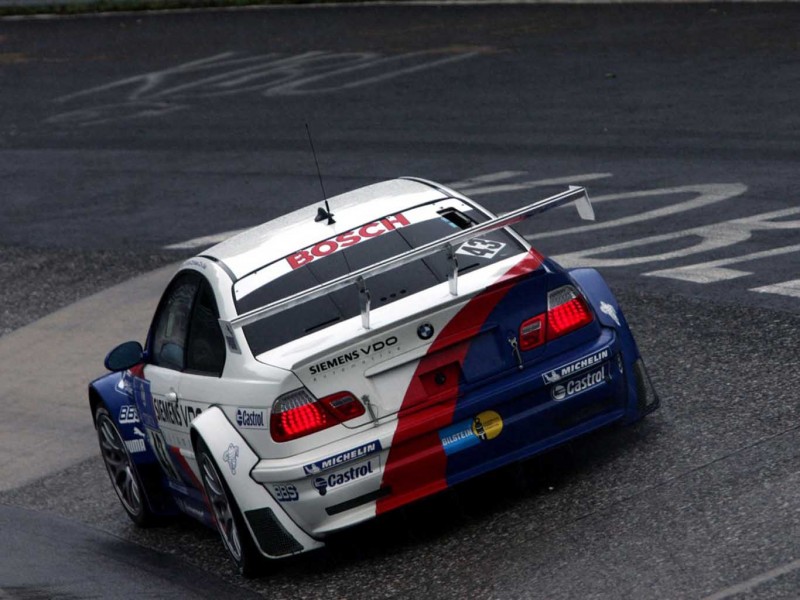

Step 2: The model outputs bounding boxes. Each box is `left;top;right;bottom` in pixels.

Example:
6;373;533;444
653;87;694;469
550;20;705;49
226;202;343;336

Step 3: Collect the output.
90;177;658;576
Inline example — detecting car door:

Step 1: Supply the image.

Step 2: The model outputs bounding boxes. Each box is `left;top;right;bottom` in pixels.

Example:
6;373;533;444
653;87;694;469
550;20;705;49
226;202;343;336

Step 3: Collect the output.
173;278;228;477
141;271;202;484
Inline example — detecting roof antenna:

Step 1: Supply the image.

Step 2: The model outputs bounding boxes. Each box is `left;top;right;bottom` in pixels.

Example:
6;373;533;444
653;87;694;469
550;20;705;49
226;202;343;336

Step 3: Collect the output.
305;123;335;225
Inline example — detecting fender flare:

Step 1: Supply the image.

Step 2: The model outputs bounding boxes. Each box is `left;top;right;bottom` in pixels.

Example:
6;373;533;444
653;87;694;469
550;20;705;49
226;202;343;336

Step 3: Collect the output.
89;371;159;467
569;268;660;420
89;371;179;515
190;406;324;558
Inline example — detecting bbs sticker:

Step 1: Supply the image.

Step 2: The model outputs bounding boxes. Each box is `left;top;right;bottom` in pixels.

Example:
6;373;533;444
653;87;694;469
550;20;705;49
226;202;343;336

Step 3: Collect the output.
119;405;139;424
456;238;506;259
273;484;299;502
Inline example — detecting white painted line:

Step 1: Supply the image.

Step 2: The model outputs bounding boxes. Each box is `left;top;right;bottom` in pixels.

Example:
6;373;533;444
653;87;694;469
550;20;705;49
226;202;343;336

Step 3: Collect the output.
701;557;800;600
446;171;527;189
528;183;748;241
455;172;612;196
164;228;246;251
645;243;800;283
750;278;800;299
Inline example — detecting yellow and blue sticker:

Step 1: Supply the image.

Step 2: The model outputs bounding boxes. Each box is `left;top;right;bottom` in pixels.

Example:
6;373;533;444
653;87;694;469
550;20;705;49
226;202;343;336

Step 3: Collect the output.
439;410;503;456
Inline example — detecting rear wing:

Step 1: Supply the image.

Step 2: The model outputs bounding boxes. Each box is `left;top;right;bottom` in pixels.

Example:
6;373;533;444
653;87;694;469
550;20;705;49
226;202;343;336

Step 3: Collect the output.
223;185;593;332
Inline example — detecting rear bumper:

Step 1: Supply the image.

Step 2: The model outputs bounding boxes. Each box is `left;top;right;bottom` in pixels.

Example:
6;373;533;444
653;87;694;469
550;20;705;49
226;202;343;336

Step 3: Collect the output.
249;325;650;541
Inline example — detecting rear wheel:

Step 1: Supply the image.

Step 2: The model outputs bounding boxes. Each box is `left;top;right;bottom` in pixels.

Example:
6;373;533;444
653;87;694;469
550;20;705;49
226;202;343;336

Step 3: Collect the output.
196;438;263;577
95;405;155;526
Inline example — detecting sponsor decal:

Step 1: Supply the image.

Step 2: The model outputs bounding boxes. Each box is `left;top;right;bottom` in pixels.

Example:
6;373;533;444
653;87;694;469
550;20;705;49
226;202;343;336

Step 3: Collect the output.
287;213;410;270
272;484;299;502
223;443;239;475
551;366;607;401
440;410;504;456
125;438;147;454
309;337;398;375
220;321;242;355
542;348;610;385
456;238;506;260
132;426;146;438
119;405;139;425
600;301;621;326
303;440;382;475
472;410;503;441
417;323;435;340
152;396;203;428
312;458;379;496
236;408;267;429
133;378;158;429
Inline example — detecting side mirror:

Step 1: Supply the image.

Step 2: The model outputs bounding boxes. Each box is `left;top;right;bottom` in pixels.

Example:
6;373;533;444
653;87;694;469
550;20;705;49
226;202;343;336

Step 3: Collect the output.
104;341;144;372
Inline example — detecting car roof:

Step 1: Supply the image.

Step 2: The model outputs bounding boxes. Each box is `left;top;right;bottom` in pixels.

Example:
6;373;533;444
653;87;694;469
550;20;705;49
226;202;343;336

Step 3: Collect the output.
202;178;451;280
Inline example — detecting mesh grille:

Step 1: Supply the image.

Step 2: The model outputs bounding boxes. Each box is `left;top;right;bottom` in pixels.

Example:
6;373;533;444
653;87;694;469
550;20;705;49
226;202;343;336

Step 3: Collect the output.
244;507;303;557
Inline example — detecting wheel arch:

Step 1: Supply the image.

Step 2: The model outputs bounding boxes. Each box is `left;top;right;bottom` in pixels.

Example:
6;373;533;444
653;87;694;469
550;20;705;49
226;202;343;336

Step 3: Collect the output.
190;406;324;559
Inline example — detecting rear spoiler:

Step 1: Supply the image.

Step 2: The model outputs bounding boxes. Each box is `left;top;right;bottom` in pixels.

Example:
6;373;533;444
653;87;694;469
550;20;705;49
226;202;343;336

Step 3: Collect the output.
223;185;593;332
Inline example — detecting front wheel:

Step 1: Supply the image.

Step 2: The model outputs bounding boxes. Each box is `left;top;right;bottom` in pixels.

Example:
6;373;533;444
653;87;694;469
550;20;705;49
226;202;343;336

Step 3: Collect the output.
196;438;263;577
95;405;156;526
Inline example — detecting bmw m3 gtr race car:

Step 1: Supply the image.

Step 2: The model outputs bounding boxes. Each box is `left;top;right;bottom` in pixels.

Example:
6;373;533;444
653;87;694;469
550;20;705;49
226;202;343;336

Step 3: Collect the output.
90;177;658;575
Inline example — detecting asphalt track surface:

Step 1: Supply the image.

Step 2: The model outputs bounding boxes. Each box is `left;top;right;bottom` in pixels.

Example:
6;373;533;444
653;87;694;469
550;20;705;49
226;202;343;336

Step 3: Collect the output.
0;4;799;599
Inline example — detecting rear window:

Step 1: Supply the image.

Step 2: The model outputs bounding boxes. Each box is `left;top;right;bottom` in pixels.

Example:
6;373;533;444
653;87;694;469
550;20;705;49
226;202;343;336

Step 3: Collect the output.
235;200;525;355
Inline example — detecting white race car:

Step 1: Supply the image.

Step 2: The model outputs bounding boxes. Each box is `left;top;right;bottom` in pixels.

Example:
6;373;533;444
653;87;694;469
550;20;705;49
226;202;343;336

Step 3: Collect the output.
91;177;658;575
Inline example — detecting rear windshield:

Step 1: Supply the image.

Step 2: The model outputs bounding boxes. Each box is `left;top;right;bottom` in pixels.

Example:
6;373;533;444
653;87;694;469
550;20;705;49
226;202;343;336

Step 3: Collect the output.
235;200;525;355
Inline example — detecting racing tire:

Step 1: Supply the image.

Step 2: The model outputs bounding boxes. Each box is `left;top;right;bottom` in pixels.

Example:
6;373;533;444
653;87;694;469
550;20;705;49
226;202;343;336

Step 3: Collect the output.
196;438;263;577
95;404;157;527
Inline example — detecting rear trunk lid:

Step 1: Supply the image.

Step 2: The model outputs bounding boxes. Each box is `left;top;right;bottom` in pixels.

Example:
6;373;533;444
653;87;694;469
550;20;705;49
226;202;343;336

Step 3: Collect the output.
258;252;548;425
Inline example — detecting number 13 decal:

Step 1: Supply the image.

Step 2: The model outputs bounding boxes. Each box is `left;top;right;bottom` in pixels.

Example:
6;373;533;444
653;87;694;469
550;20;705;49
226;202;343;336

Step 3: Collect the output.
456;238;506;259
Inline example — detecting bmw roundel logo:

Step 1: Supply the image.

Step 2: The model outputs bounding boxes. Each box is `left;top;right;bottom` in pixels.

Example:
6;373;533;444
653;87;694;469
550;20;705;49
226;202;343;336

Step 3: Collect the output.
417;323;435;340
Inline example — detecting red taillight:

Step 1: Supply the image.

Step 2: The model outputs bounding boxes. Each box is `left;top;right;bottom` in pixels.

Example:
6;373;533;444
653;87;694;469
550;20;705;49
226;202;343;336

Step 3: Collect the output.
270;389;365;442
546;286;593;339
519;285;593;351
519;314;546;351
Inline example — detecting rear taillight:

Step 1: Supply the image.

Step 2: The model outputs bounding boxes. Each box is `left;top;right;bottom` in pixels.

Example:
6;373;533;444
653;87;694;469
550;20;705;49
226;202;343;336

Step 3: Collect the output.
519;314;546;351
270;389;365;442
519;285;593;351
546;285;593;339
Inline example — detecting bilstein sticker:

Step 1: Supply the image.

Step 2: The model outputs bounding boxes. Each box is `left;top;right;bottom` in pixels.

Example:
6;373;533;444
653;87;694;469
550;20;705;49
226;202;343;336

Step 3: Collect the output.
472;410;503;441
440;410;504;456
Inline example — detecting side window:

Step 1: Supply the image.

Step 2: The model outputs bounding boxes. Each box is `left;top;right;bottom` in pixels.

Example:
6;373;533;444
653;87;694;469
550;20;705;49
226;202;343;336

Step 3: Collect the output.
186;281;226;376
150;274;200;371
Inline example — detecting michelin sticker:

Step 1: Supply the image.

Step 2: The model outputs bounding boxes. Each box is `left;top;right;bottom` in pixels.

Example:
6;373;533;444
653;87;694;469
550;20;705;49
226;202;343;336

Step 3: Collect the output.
223;443;239;475
303;440;382;475
551;366;607;401
313;458;380;496
440;410;503;456
542;348;610;385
